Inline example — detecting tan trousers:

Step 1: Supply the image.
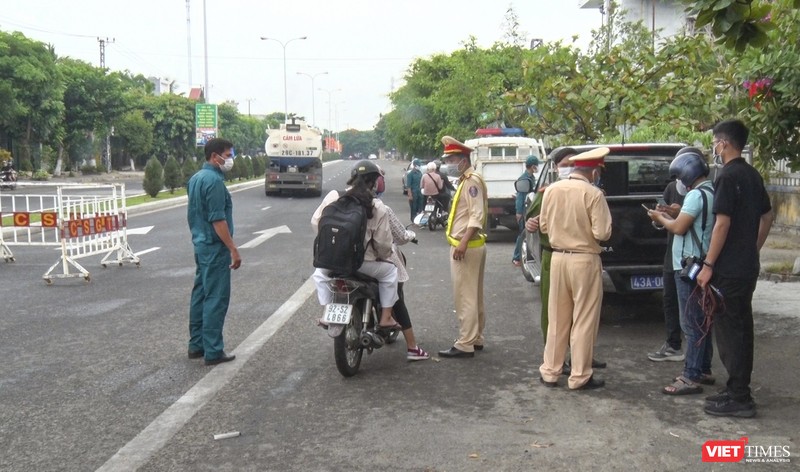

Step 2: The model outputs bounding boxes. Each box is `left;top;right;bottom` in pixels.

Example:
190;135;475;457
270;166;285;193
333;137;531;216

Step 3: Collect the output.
449;244;486;352
539;252;603;389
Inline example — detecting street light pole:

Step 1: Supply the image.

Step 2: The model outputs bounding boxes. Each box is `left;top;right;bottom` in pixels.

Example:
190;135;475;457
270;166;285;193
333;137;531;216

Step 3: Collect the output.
260;35;307;123
296;71;328;127
318;87;341;151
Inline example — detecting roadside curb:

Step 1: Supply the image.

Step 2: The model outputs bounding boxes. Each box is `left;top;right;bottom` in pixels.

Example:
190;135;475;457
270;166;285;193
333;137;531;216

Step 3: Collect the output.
759;272;800;283
126;180;263;216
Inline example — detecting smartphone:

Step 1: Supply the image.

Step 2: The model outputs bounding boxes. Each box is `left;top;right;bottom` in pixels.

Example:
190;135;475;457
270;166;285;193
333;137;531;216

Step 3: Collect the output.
641;203;652;211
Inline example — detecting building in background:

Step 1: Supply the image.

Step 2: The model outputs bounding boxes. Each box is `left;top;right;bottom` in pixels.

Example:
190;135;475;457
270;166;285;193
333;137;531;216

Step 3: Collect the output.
580;0;692;39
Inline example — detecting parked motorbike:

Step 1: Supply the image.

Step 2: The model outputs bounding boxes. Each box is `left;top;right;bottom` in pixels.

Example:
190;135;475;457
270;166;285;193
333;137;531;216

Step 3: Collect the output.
1;170;17;190
414;196;448;231
321;274;400;377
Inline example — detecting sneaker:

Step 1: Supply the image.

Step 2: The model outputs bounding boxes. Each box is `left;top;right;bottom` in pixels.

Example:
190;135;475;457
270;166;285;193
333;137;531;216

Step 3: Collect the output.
704;397;756;418
407;346;430;361
647;342;685;362
705;390;731;404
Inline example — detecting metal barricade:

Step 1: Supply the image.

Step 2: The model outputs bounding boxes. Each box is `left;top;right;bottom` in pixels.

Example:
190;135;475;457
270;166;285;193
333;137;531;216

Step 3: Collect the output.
0;182;140;283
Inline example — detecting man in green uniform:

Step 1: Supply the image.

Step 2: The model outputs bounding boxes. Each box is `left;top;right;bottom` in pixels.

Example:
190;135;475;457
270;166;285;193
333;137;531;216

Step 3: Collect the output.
187;138;242;366
438;136;488;358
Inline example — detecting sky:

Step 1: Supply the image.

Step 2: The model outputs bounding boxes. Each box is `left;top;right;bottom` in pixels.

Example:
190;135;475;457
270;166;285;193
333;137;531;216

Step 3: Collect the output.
1;0;603;131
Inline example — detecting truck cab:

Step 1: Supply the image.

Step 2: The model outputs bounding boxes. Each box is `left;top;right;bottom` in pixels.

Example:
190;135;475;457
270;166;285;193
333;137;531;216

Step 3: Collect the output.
465;128;547;231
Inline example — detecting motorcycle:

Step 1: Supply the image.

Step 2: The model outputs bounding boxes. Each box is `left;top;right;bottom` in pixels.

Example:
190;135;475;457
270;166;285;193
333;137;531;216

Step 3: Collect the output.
414;196;448;231
321;274;400;377
1;170;17;190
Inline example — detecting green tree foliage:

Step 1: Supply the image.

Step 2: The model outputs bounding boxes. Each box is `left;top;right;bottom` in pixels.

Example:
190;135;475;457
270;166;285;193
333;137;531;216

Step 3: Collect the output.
143;94;196;161
385;37;526;157
163;155;182;193
181;157;197;187
218;101;265;156
0;31;64;169
682;0;799;51
509;9;730;143
114;110;154;169
252;155;266;177
58;57;128;167
732;1;800;171
142;156;164;198
339;129;380;157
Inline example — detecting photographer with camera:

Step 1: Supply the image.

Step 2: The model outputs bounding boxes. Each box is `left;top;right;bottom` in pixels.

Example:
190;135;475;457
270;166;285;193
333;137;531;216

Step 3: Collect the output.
647;147;715;397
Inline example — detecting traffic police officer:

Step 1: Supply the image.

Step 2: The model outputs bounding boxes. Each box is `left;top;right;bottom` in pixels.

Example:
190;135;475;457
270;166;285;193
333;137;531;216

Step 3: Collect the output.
538;147;612;389
438;136;488;358
187;138;242;366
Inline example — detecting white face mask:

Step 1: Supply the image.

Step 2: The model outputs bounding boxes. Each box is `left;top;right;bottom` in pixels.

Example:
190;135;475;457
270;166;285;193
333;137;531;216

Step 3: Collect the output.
220;157;234;173
676;180;688;196
557;167;572;180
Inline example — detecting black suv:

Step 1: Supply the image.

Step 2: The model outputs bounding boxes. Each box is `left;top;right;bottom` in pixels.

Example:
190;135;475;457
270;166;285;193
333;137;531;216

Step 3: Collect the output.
520;143;685;294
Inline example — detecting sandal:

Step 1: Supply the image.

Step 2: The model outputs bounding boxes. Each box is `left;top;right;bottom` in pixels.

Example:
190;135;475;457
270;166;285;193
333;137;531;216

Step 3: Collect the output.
673;373;715;386
663;376;703;396
377;322;402;331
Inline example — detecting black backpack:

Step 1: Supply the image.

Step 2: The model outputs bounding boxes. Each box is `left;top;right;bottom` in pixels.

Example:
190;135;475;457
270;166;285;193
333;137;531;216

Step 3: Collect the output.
313;194;368;275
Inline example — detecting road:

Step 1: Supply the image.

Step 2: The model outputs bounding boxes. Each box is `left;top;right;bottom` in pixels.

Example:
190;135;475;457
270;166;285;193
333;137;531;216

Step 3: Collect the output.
1;160;797;471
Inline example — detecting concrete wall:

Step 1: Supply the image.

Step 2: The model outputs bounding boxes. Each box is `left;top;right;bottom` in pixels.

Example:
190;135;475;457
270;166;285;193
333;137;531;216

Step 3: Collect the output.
768;186;800;234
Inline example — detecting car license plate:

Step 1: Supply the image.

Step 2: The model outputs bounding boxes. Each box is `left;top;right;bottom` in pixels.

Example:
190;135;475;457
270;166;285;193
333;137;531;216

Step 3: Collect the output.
323;303;352;324
424;204;435;211
630;275;663;290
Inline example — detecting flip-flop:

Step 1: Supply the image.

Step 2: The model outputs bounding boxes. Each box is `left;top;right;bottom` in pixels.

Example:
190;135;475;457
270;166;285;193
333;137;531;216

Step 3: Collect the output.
673;373;715;385
663;376;703;396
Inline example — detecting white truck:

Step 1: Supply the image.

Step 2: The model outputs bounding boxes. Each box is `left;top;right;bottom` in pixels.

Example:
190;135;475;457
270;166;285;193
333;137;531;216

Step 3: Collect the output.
465;128;547;231
264;119;324;197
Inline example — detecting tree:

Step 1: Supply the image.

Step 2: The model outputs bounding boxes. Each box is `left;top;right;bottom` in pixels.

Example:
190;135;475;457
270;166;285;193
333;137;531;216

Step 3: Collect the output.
58;58;128;170
682;0;798;51
163;155;182;193
0;31;64;171
142;156;164;197
181;157;197;187
114;110;154;169
143;94;196;162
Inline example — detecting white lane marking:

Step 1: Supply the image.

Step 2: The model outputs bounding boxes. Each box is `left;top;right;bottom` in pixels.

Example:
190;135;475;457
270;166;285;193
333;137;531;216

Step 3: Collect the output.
133;247;160;256
261;206;271;211
238;225;292;249
126;226;154;235
95;276;316;472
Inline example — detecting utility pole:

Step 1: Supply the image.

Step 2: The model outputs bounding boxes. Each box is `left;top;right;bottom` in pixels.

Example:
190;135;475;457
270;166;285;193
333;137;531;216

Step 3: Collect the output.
186;0;192;88
245;98;255;116
97;37;115;68
98;37;115;173
203;0;209;101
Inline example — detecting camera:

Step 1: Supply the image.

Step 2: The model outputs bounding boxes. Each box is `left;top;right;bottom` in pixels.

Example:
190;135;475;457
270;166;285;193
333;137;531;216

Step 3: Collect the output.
679;255;703;282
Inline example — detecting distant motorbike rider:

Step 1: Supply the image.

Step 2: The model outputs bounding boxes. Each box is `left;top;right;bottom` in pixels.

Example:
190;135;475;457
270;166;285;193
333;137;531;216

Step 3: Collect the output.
1;160;16;181
421;162;448;209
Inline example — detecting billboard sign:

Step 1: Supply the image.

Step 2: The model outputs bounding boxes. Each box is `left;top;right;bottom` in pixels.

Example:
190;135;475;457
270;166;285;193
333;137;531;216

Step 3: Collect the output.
195;103;218;147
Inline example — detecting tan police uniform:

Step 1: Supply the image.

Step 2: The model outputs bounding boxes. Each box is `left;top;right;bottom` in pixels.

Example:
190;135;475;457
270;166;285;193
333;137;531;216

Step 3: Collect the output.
538;148;612;389
442;137;488;354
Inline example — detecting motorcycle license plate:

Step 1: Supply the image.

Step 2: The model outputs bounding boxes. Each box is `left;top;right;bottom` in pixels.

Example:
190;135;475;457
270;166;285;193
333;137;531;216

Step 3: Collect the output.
323;303;352;324
424;204;435;211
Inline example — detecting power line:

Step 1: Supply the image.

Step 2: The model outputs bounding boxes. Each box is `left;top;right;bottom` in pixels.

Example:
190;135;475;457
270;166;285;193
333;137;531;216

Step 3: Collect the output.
0;15;98;38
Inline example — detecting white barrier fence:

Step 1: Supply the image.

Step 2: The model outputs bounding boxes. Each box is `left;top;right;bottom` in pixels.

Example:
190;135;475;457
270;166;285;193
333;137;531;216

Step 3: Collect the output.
0;183;140;283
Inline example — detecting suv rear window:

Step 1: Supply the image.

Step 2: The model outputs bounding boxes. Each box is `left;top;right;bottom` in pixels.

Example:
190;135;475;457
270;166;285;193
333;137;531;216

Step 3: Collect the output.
603;157;672;196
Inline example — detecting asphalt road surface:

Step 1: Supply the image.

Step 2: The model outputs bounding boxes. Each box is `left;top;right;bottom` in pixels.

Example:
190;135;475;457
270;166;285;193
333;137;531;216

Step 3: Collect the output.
1;160;797;471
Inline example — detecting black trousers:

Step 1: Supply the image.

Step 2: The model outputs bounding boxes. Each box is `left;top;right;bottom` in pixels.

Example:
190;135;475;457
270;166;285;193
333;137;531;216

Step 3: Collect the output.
712;276;757;402
392;283;412;330
663;266;682;350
